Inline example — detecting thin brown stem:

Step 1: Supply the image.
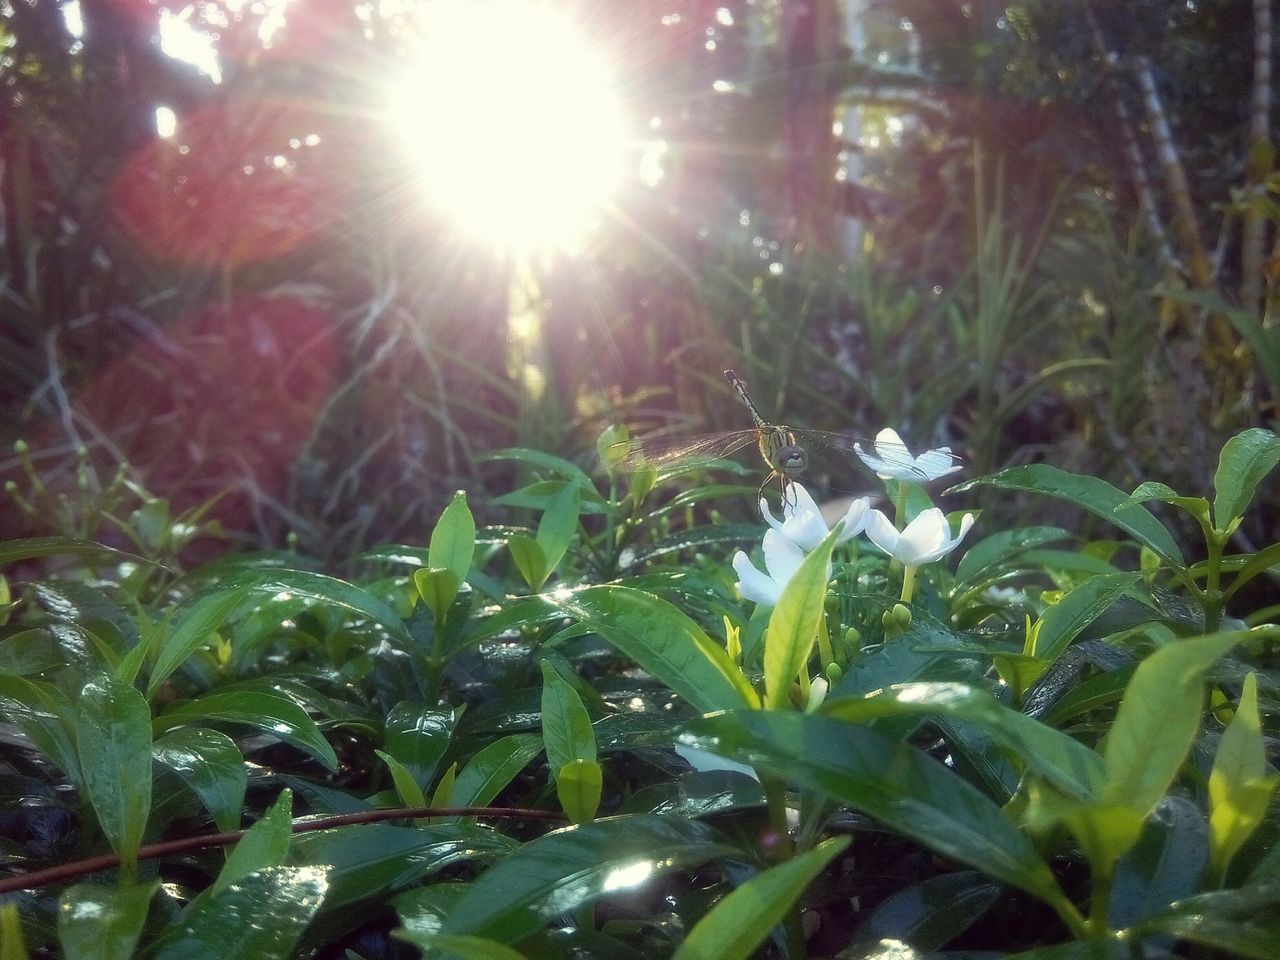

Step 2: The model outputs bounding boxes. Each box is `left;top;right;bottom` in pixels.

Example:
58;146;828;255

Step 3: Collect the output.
0;805;565;895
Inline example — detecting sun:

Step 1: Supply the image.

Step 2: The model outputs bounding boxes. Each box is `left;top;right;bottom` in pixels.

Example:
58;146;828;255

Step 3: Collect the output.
388;1;626;253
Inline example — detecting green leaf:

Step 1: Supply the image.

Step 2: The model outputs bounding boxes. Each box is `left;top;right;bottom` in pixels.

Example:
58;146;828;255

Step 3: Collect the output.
507;535;548;590
57;882;158;960
952;465;1184;565
290;824;515;913
679;711;1069;911
147;588;247;696
213;789;294;896
1109;796;1207;928
535;481;580;577
540;660;596;775
395;932;529;960
150;866;328;960
0;536;149;569
0;673;80;781
415;567;463;628
430;490;477;584
672;836;849;960
1133;881;1280;960
75;675;152;865
1103;632;1247;817
1119;481;1210;522
441;816;738;943
822;682;1105;801
1209;672;1279;877
1213;429;1280;529
430;762;457;808
556;759;602;824
0;905;27;960
1029;573;1142;665
1003;943;1128;960
545;585;757;713
152;727;246;833
850;870;1002;953
155;689;338;771
764;527;838;708
378;750;429;807
479;448;596;490
222;568;414;645
384;704;458;791
954;526;1071;586
451;734;544;808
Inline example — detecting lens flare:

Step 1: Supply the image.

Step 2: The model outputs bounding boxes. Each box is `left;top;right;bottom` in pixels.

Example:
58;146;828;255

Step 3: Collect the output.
388;1;625;252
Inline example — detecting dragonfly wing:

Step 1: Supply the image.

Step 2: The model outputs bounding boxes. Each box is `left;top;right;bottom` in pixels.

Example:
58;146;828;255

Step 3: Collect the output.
607;430;761;471
789;429;929;479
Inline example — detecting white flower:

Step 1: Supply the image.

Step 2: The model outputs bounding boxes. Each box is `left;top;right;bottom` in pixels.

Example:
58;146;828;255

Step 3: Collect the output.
805;676;829;713
760;484;871;552
732;529;807;605
863;507;975;566
855;427;962;482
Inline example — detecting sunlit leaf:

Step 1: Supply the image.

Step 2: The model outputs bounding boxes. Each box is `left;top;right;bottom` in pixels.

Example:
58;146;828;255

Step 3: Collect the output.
764;527;838;709
430;490;477;584
556;759;602;825
155;689;338;771
147;587;247;696
442;816;738;943
1212;428;1280;530
672;836;849;960
213;789;294;896
57;882;158;960
546;585;757;713
450;734;544;809
152;727;246;833
75;675;152;865
150;866;328;960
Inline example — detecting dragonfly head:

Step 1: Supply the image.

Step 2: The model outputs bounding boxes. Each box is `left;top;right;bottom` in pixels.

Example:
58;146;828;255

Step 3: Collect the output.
775;444;808;478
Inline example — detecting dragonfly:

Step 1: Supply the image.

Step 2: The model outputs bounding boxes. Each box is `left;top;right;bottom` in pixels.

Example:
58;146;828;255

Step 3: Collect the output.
608;369;957;501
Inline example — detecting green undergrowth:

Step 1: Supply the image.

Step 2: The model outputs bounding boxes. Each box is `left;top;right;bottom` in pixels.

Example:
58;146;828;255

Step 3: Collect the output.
1;427;1279;960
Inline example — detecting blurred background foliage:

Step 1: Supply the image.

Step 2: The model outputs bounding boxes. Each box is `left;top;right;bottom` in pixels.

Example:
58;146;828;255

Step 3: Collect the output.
1;0;1277;559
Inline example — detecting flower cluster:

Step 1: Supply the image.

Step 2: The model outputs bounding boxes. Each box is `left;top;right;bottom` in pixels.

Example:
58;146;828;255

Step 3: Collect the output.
733;430;973;608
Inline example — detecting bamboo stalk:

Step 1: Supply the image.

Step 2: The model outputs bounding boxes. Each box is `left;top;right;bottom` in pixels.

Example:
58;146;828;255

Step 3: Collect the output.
1133;56;1214;290
1241;0;1273;310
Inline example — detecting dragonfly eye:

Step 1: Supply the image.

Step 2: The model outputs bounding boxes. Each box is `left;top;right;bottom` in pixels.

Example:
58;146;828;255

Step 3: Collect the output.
777;445;807;476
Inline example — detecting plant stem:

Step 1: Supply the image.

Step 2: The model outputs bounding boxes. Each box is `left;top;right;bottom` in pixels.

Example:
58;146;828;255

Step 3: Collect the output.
761;774;807;960
900;564;918;605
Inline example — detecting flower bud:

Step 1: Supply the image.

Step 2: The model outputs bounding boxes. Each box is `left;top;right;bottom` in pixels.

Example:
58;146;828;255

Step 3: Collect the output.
893;603;913;628
825;662;843;684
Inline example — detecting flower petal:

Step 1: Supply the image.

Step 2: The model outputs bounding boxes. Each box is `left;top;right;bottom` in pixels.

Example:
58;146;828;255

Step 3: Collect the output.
779;508;829;551
760;497;786;534
897;508;950;564
733;550;783;605
782;482;820;519
761;529;806;585
832;497;872;544
862;509;903;560
913;446;962;481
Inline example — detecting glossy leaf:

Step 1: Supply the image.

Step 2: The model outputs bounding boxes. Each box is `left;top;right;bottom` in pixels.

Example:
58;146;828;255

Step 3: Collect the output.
395;931;529;960
851;870;1002;952
147;587;247;696
1209;672;1279;877
534;481;580;578
75;675;152;865
1109;796;1206;928
1213;428;1280;529
450;734;544;808
442;815;738;943
507;535;548;590
1002;943;1128;960
1029;573;1141;666
1120;482;1210;522
155;689;339;771
416;567;463;628
0;673;80;781
0;536;146;569
378;749;428;807
557;758;603;824
222;568;413;645
150;866;328;960
290;824;517;912
672;836;849;960
546;585;757;713
383;703;457;791
540;660;596;775
152;727;247;833
57;882;158;960
1133;881;1280;960
214;789;294;896
430;490;477;583
952;465;1184;565
764;527;838;709
679;711;1068;911
953;525;1071;586
822;682;1104;800
1103;632;1246;816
